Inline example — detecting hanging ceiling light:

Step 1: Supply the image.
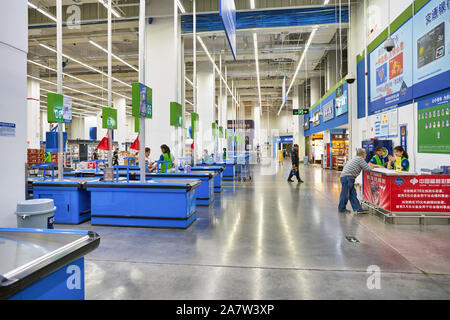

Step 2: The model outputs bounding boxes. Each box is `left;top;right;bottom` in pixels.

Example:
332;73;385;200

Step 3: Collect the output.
253;33;262;116
28;1;57;22
98;0;121;18
88;39;138;72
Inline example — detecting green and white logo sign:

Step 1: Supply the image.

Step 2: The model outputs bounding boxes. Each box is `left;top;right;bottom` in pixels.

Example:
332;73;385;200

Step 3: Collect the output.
102;107;118;130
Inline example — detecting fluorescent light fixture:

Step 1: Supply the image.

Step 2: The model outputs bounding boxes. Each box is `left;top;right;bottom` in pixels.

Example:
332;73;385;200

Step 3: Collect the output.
323;0;330;4
39;43;131;88
89;40;138;72
197;36;240;108
98;0;121;18
250;0;255;9
176;0;186;14
28;1;57;22
28;59;131;100
185;77;194;87
185;99;194;105
277;27;318;115
253;33;262;116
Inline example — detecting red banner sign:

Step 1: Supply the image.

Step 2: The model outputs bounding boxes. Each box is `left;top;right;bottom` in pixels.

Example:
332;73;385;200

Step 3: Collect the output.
364;172;450;213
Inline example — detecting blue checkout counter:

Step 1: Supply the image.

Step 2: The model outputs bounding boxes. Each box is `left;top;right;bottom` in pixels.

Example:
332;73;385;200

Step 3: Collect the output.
86;179;201;229
131;172;217;206
0;228;100;300
202;162;235;181
189;166;224;193
32;178;97;224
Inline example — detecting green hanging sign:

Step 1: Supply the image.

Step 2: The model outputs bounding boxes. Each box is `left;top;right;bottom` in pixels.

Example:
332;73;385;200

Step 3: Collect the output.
47;92;64;123
134;116;140;133
170;102;183;127
191;112;199;139
219;126;223;138
212;122;217;137
102;107;117;130
132;82;152;118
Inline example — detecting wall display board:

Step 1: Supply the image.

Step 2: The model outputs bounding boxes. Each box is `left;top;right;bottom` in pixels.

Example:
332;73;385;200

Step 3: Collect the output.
102;107;117;130
369;19;414;114
413;0;450;98
312;110;321;127
335;84;348;116
417;89;450;154
373;108;398;138
170;102;183;127
303;117;310;131
322;99;335;122
132;83;152;118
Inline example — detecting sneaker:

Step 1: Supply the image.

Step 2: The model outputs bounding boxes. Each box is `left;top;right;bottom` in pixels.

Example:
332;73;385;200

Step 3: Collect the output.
338;209;351;213
356;209;369;214
287;179;294;182
297;179;304;183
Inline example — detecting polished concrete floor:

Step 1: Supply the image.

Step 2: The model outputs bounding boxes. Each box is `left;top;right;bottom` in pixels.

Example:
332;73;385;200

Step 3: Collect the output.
63;159;450;299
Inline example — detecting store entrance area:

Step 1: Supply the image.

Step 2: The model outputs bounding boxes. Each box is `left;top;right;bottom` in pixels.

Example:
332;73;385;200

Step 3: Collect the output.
64;163;449;299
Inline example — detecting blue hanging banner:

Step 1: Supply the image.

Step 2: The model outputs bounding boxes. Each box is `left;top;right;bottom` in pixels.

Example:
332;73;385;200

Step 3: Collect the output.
400;124;407;152
219;0;237;60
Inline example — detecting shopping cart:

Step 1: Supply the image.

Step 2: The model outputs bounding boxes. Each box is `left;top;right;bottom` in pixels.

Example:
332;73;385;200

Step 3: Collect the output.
237;154;252;182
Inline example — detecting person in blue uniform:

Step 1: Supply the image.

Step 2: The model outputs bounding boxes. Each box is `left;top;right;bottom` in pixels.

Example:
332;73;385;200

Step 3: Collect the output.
369;146;388;167
387;146;410;172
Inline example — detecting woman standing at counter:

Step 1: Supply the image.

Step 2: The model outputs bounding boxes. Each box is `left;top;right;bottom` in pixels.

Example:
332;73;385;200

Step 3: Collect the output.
387;146;410;172
159;144;174;173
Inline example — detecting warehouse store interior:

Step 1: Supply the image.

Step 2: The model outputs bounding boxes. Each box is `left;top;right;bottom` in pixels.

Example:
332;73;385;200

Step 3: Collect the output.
0;0;449;301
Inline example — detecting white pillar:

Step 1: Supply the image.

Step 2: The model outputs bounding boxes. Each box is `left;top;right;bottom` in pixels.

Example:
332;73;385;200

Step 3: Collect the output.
68;117;85;140
26;77;41;149
145;0;181;158
0;0;28;226
292;85;300;147
326;50;338;91
297;84;306;159
218;95;227;153
253;105;261;149
114;97;126;150
310;77;321;107
197;61;215;156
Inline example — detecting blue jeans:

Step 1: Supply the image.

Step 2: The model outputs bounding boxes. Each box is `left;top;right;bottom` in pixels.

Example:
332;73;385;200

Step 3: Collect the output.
338;176;362;211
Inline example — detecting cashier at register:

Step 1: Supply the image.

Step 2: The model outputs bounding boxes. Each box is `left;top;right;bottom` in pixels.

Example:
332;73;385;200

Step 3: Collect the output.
369;146;388;167
145;147;157;172
387;146;410;172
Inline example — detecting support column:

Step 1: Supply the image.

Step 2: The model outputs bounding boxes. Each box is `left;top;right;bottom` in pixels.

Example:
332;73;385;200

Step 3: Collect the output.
253;104;261;150
297;84;306;160
145;0;181;157
0;0;28;225
310;77;321;107
292;85;300;147
326;50;338;92
114;97;126;150
197;61;215;157
68;117;85;140
26;75;41;149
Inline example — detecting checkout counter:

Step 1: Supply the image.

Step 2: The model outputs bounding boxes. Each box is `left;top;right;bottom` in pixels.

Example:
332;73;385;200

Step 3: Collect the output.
363;168;450;217
189;166;224;193
0;228;100;300
86;179;201;229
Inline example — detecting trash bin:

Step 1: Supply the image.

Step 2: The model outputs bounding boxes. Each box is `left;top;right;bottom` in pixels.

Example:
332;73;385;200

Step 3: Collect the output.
16;199;56;229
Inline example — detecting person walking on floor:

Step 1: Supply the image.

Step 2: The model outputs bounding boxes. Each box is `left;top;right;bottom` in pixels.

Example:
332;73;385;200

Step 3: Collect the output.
338;148;382;213
287;144;304;183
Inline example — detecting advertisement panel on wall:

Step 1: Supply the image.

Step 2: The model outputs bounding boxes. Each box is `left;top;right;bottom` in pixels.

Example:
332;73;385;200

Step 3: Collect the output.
413;0;450;98
369;19;414;113
335;84;348;116
417;89;450;154
322;99;334;122
373;107;398;138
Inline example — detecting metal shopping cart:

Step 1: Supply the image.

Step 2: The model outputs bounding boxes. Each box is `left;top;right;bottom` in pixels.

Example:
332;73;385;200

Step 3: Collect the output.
237;154;252;182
